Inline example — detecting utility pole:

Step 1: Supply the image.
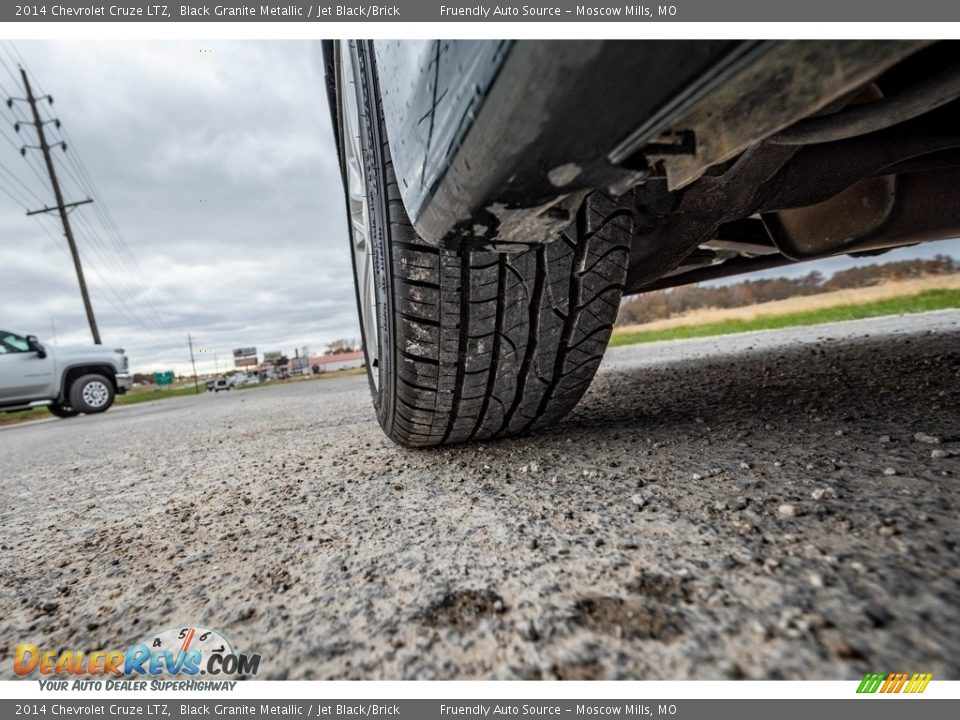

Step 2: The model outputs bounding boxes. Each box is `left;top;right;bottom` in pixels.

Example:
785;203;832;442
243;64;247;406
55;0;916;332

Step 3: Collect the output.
188;333;199;394
14;68;99;344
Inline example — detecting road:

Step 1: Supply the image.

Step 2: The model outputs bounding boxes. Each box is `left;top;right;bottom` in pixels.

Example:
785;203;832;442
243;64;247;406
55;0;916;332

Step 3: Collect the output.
1;310;959;680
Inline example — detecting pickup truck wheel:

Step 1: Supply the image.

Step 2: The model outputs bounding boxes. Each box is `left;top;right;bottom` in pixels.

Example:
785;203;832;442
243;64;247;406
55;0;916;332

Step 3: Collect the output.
48;403;79;418
69;374;115;414
337;41;633;447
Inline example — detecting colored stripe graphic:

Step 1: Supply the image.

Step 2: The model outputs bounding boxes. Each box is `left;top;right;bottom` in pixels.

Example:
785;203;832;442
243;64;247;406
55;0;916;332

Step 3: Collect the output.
857;672;885;693
857;672;932;693
905;673;933;693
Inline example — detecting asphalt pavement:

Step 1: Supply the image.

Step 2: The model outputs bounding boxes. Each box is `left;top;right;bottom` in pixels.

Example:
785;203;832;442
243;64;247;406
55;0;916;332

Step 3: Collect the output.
1;310;958;680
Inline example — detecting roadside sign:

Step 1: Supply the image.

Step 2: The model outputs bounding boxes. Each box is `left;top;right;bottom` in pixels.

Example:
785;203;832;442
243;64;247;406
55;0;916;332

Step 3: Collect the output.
154;371;174;386
233;347;258;368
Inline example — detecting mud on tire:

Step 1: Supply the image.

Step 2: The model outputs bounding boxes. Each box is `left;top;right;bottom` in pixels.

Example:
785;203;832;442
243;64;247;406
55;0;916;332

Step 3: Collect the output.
339;41;633;447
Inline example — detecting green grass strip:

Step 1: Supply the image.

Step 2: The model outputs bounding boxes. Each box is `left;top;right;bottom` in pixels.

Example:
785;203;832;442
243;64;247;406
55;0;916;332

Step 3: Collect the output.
609;288;960;348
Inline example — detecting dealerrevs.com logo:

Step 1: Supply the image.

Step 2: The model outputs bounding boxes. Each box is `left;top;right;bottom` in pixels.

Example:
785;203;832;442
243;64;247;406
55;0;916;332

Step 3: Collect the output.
14;626;261;690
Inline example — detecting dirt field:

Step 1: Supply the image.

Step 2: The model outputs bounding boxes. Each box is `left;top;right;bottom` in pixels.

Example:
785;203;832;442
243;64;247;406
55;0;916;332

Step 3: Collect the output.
615;274;960;334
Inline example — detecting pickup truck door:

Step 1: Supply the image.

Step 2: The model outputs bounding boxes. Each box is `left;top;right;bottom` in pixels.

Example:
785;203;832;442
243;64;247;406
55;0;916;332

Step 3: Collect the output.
0;331;57;403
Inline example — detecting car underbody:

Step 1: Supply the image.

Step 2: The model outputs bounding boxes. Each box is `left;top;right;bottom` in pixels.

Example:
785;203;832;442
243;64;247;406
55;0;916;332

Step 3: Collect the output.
342;40;960;297
325;39;960;446
622;40;960;294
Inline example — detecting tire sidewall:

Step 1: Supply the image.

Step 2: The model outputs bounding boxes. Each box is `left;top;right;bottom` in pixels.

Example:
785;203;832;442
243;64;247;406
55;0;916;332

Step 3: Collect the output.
337;41;397;437
69;374;115;414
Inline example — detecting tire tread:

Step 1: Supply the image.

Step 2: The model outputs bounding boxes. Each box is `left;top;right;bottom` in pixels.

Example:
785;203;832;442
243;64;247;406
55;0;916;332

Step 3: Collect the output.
351;41;632;447
385;186;632;446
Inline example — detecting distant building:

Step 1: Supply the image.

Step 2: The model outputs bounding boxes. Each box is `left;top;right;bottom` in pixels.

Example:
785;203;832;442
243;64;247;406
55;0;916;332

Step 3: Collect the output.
307;350;364;374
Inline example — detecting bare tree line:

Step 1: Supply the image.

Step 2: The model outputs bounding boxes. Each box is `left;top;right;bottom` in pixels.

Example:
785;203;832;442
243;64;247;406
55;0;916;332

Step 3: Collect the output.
616;254;959;326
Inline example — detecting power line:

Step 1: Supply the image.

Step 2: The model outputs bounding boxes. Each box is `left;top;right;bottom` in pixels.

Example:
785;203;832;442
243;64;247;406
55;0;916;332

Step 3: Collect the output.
0;160;45;205
2;162;177;352
0;124;53;191
8;47;206;369
0;85;57;186
0;174;30;209
56;127;154;276
12;66;100;344
19;70;183;339
1;155;179;351
69;215;182;334
5;43;186;352
61;254;184;353
0;160;44;206
76;256;184;353
52;152;88;196
0;52;21;91
61;150;183;339
54;155;159;294
69;213;184;338
32;209;184;354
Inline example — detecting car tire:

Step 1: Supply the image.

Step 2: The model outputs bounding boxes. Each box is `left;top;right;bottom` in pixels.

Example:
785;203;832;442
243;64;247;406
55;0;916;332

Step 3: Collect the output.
47;403;79;418
68;374;115;414
337;41;633;447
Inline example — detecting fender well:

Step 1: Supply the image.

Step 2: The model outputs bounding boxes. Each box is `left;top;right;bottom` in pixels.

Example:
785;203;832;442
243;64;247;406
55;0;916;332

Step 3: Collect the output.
60;364;117;403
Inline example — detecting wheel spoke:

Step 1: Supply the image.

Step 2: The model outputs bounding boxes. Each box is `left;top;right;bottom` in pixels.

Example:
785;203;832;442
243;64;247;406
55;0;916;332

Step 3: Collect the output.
340;42;380;390
351;217;367;244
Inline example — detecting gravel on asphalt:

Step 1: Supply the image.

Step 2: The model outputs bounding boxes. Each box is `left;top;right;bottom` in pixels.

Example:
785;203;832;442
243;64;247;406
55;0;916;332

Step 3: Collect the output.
1;310;958;680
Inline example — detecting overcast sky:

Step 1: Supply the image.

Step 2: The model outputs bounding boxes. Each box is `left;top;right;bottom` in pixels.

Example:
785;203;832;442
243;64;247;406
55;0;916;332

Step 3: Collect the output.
0;41;353;374
0;41;957;375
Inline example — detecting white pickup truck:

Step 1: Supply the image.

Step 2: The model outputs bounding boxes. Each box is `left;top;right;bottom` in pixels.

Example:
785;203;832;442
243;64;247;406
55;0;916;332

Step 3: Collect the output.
0;328;132;418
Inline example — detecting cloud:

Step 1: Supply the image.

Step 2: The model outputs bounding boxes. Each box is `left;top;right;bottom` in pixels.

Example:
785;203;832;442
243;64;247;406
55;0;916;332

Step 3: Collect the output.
0;40;356;373
5;40;956;372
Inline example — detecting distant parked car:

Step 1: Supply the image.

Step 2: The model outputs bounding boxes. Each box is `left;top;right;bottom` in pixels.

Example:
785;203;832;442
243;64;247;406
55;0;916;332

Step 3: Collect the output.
0;329;131;417
213;378;230;392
